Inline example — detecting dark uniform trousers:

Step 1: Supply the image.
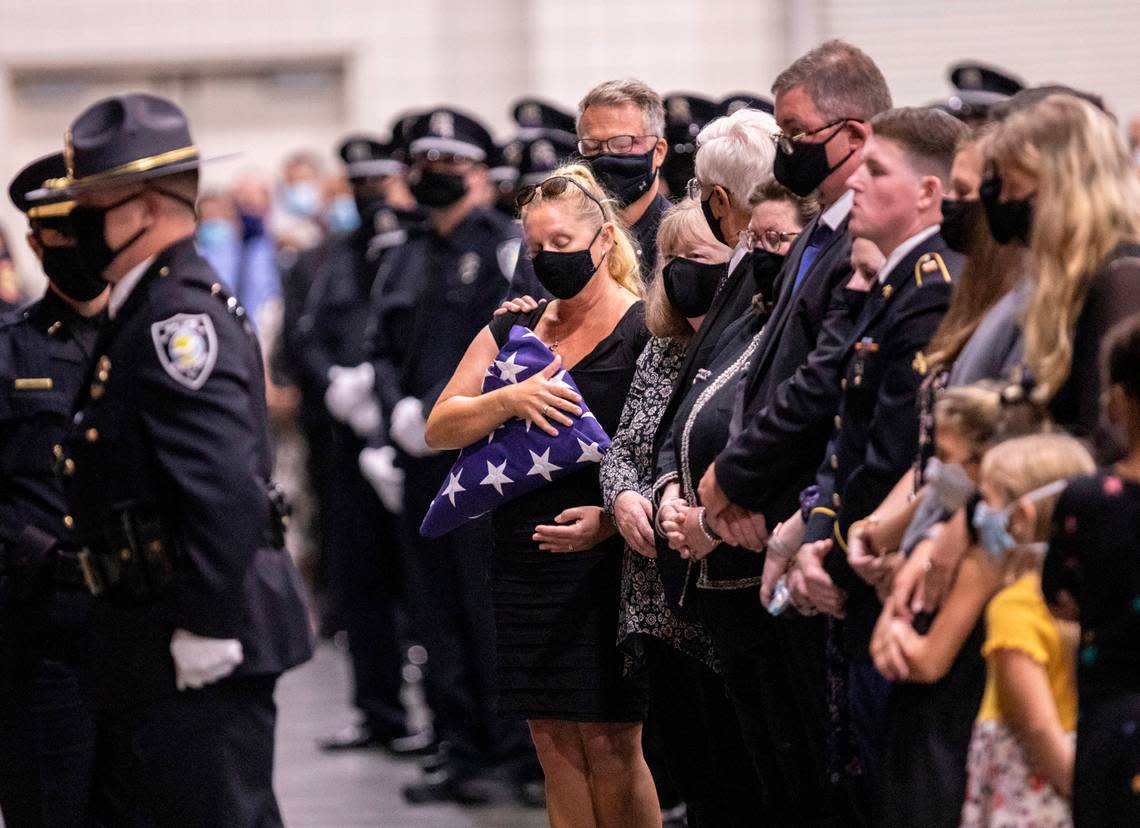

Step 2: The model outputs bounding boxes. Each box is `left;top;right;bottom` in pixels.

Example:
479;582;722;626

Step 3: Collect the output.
802;233;959;818
369;208;531;770
0;293;100;827
61;240;313;826
292;230;406;735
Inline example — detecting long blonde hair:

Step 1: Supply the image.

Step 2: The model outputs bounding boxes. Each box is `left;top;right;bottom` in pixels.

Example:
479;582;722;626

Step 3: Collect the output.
519;163;642;296
989;95;1140;401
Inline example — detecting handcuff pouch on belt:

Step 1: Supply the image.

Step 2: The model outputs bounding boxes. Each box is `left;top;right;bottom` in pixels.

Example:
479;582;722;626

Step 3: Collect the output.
81;504;179;603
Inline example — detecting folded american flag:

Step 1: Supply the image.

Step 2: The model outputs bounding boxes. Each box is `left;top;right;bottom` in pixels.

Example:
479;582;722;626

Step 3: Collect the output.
419;325;612;538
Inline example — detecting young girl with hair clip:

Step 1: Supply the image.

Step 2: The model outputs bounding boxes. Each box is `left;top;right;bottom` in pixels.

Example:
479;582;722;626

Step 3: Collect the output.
1043;314;1140;826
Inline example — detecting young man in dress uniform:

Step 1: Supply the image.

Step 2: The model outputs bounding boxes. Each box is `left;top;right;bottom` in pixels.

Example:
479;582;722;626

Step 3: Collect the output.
0;152;108;827
27;92;313;826
292;133;431;755
365;107;536;805
794;106;966;811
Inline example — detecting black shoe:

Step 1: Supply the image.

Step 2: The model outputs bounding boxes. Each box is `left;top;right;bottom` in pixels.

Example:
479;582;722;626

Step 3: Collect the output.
419;741;452;774
450;767;519;806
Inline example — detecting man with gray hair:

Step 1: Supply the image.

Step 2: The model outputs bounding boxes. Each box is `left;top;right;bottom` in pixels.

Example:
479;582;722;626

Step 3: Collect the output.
693;38;891;825
507;78;671;298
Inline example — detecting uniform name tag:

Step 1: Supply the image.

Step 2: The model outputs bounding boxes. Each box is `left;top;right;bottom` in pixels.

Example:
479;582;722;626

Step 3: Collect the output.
14;377;53;390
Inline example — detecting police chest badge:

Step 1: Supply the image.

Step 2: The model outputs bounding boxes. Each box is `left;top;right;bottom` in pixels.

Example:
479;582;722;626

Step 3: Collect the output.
150;313;218;390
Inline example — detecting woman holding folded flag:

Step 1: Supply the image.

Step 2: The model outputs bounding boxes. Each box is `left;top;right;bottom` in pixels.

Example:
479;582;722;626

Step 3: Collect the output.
425;164;659;826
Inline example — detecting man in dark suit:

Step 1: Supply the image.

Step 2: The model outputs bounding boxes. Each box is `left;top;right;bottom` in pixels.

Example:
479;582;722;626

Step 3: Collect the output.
31;93;313;826
794;106;967;811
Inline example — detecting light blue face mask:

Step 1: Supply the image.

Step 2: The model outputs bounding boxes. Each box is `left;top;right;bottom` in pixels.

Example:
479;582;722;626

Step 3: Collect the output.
283;181;321;218
196;218;237;249
324;196;360;233
972;479;1068;560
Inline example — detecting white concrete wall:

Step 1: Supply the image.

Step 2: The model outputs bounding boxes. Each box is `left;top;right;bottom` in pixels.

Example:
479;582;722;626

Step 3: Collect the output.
0;0;1136;286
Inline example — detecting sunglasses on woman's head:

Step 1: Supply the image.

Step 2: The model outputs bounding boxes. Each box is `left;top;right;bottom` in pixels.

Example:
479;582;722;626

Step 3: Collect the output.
516;175;605;217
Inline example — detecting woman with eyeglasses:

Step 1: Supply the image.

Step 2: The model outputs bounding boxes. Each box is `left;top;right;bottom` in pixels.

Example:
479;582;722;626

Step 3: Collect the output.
425;165;659;826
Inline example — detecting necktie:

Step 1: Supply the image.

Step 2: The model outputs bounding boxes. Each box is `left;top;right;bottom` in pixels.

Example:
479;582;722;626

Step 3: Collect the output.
792;220;834;294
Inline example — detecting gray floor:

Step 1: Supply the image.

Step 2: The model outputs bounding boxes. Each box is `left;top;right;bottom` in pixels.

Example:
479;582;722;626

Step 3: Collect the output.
275;643;547;828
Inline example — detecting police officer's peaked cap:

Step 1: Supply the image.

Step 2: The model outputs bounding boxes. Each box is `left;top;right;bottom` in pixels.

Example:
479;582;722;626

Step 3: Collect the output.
29;93;227;202
388;111;422;165
950;62;1025;97
663;94;719;145
408;108;495;163
488;143;519;185
718;93;775;116
511;98;577;136
8;152;72;221
338;134;405;179
511;129;578;187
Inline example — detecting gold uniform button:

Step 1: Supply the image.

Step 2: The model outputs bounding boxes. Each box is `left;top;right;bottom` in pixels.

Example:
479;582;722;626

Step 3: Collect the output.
830;455;839;469
53;443;64;459
832;493;841;507
97;370;109;382
119;548;132;562
159;266;170;277
91;385;104;400
63;458;75;475
834;415;842;429
98;356;111;370
840;378;848;391
85;428;99;442
63;515;75;529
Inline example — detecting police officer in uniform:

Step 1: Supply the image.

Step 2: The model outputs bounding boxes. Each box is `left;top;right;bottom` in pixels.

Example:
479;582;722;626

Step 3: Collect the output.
367;107;535;803
288;134;430;753
0;152;107;827
29;92;313;826
931;61;1025;125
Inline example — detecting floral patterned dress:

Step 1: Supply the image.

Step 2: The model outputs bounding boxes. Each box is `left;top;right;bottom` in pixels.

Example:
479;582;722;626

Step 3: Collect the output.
599;336;719;674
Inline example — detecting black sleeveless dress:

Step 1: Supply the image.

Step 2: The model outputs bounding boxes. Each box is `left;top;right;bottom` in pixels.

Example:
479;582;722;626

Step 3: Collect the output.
488;302;649;721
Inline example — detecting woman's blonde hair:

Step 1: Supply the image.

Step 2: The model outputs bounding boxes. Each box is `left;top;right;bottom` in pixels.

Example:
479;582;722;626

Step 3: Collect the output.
980;433;1095;541
989;95;1140;402
645;198;731;339
519;163;642;296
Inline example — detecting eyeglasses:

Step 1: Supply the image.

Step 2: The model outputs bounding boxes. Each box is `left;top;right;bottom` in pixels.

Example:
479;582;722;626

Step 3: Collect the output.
576;134;659;157
516;175;606;217
775;119;860;155
750;228;801;253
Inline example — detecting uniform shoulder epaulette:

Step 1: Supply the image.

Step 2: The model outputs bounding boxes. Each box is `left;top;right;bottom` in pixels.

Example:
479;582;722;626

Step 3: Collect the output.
914;251;952;287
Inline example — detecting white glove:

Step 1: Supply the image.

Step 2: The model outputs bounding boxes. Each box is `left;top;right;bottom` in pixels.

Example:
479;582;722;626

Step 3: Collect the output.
360;445;405;514
324;363;375;423
348;397;382;439
169;629;244;691
390;396;439;458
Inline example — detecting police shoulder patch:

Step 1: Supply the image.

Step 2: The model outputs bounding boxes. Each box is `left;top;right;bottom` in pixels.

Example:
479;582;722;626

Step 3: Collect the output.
150;313;218;390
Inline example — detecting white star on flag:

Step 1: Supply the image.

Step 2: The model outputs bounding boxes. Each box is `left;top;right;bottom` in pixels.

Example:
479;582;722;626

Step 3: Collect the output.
576;437;604;464
494;351;527;384
550;369;573;390
480;459;514;495
442;470;466;506
526;448;562;482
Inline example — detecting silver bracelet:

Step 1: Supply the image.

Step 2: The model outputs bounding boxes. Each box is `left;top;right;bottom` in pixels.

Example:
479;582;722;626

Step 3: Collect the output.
697;508;722;544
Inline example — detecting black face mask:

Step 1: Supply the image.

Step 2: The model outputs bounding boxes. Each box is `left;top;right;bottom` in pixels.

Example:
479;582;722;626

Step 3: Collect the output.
409;169;468;208
979;176;1033;245
69;192;149;277
587;149;657;207
700;197;728;246
939;198;984;254
41;244;107;301
662;257;725;317
773;124;853;198
750;250;787;301
531;227;604;300
353;194;388;229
